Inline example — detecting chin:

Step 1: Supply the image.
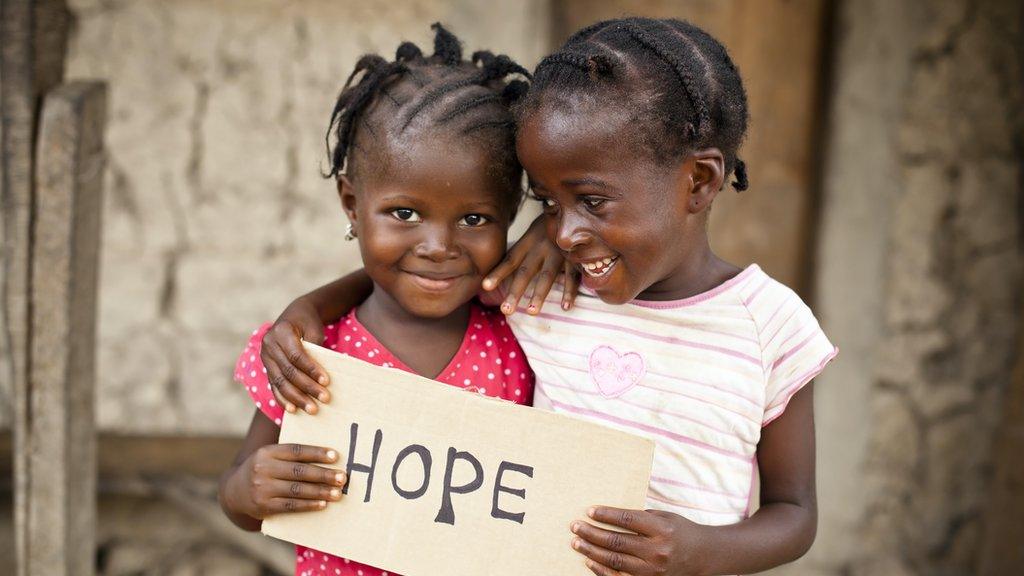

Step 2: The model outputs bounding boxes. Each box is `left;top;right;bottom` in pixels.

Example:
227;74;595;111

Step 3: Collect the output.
399;295;467;319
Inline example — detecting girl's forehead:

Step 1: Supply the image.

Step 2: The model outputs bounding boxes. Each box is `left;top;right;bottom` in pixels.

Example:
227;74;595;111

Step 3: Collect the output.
517;104;635;170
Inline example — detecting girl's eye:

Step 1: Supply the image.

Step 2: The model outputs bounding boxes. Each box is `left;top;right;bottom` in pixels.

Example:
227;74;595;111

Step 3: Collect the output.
391;208;422;222
530;193;557;211
459;214;489;227
582;197;606;209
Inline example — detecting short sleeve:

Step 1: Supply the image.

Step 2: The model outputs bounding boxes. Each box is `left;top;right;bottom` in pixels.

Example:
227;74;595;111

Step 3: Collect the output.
233;323;286;426
759;291;837;426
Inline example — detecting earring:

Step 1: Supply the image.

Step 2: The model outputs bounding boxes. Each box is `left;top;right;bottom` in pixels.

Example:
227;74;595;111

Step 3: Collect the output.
344;223;356;241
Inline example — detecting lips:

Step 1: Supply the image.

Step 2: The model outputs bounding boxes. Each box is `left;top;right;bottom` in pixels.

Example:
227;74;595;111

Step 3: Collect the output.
404;270;467;292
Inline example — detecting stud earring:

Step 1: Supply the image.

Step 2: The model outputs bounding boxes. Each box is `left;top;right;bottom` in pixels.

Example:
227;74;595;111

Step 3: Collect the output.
344;223;356;241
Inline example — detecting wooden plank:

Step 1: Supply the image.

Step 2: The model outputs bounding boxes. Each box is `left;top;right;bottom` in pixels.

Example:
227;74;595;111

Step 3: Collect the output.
550;0;829;294
0;433;245;481
27;80;106;576
1;2;69;575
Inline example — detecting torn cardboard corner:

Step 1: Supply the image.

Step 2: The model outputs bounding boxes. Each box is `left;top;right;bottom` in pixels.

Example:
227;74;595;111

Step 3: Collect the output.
262;341;655;576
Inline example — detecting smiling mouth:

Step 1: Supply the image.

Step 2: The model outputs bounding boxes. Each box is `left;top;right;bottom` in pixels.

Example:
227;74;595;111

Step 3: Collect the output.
579;257;618;278
406;271;465;292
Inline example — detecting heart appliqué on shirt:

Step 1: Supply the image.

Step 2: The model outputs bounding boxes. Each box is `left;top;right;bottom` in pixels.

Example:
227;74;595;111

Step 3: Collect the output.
589;345;646;398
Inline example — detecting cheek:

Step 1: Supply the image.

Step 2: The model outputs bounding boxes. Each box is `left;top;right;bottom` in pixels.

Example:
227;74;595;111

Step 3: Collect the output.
466;229;508;271
359;222;409;264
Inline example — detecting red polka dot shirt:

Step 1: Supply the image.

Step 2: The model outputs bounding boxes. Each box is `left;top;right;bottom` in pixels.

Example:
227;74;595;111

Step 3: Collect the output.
234;302;534;576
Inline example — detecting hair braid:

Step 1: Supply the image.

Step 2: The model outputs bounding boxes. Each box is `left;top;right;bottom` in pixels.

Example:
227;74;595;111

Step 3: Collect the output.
326;56;407;177
619;22;710;139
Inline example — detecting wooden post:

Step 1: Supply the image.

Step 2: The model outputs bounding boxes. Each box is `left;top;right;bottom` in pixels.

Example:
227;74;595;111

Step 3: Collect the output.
25;80;107;576
2;2;69;575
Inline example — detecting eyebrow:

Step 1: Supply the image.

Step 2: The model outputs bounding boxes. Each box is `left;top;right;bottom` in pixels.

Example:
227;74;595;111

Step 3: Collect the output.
562;177;611;189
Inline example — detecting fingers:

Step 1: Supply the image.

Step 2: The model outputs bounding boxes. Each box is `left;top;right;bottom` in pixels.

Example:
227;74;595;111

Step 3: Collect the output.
483;228;534;292
264;342;329;414
502;258;543;315
572;534;645;576
572;521;644;555
526;269;557;315
587;507;660;536
562;261;580;311
267;460;348;487
482;253;521;293
266;478;343;503
263;357;302;414
267;497;329;514
272;443;341;464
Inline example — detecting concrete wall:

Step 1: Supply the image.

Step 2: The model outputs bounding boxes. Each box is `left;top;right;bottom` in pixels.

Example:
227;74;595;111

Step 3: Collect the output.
55;0;548;434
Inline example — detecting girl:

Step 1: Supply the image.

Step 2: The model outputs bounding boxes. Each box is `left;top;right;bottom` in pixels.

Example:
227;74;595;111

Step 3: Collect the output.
265;17;836;576
218;25;549;576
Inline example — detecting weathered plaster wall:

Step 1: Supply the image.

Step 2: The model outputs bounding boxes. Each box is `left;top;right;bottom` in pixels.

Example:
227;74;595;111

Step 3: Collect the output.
57;0;548;434
807;1;1023;575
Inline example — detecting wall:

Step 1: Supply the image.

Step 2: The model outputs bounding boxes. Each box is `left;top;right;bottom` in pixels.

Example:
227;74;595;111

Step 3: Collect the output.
811;1;1023;575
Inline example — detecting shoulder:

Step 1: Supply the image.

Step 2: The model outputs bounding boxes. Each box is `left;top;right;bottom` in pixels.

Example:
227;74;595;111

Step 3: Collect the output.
735;267;821;341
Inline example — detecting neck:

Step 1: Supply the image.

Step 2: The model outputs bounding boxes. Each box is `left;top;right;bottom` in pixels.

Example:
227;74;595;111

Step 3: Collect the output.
356;285;470;339
638;237;741;302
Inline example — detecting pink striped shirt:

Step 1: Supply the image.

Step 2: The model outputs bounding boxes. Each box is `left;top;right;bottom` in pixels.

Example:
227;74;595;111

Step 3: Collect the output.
506;264;836;525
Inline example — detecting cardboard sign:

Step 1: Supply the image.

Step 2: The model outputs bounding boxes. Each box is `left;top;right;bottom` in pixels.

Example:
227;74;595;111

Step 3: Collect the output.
262;342;654;576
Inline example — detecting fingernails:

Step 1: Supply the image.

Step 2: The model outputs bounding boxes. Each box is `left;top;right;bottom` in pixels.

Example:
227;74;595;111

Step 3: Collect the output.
570;521;580;533
528;304;538;314
318;392;330;403
305;403;316;413
483;278;494;290
562;301;570;311
501;302;513;314
329;488;341;499
326;450;338;461
587;506;596;518
335;472;346;484
318;375;329;386
571;538;581;550
286;403;296;413
318;500;327;508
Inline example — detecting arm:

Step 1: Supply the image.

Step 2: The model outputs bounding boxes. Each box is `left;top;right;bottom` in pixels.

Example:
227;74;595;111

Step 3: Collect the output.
260;270;373;413
218;410;348;531
571;384;817;576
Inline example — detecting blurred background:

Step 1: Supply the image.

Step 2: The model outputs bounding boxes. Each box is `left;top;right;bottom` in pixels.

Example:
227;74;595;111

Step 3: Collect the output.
1;0;1021;574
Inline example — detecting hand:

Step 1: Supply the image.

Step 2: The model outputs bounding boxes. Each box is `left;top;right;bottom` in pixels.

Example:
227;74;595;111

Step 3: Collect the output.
224;443;348;520
571;506;710;576
260;297;330;414
482;215;579;315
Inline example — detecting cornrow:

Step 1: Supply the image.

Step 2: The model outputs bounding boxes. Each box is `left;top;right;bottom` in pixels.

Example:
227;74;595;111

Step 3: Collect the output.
521;17;750;191
323;22;531;207
620;22;710;139
325;56;407;177
536;51;615;79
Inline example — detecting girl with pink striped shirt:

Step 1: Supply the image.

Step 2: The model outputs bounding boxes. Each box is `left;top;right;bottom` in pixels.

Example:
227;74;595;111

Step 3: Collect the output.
263;18;836;576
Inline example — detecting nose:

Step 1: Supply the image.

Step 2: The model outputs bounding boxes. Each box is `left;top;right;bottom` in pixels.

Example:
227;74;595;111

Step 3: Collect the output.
553;210;590;252
414;224;461;262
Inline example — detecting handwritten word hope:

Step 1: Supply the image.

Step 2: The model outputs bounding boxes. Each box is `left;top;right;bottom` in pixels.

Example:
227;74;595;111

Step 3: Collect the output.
341;423;535;525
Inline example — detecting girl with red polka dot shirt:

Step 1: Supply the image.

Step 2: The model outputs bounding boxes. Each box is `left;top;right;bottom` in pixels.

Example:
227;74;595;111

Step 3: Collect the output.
217;25;554;576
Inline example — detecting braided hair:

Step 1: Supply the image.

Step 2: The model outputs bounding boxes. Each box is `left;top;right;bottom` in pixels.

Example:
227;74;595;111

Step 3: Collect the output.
325;23;531;206
517;17;750;191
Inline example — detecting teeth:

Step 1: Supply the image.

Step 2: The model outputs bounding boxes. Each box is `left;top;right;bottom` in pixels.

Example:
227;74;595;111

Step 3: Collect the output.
581;257;617;278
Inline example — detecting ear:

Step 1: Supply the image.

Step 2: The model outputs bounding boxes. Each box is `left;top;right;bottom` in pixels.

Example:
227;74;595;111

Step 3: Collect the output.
338;175;358;228
686;148;725;214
